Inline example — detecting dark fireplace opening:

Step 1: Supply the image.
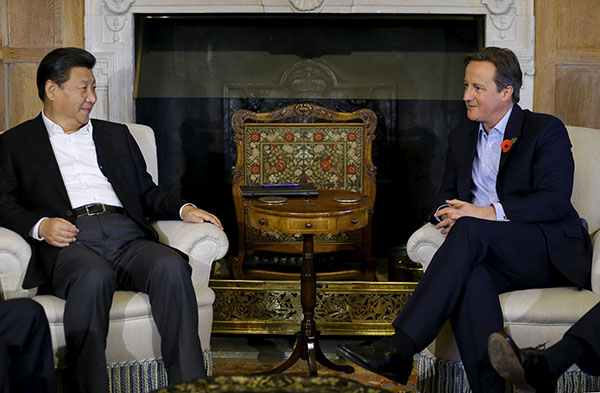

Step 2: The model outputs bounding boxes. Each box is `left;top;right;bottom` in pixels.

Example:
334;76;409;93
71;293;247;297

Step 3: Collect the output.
134;13;484;263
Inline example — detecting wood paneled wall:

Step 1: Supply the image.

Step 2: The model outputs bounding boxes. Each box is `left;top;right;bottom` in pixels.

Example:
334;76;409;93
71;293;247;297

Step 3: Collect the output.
534;0;600;128
0;0;83;131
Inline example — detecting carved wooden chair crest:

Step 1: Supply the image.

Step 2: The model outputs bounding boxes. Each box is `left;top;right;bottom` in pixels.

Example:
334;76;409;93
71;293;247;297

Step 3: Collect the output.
231;103;377;280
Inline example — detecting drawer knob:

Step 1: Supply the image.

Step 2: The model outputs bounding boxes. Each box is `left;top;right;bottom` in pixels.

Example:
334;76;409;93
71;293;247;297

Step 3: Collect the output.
351;218;358;224
305;222;313;228
258;218;266;225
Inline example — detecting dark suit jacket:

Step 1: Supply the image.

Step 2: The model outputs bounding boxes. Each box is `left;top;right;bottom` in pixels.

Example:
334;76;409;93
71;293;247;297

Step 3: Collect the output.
430;104;592;288
0;115;188;289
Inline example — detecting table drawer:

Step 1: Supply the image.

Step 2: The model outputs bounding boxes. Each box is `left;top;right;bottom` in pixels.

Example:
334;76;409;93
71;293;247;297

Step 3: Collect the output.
338;212;368;229
247;211;281;231
285;218;333;232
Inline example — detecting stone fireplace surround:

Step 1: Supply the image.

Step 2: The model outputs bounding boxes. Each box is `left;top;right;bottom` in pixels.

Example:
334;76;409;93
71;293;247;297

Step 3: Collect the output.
85;0;534;124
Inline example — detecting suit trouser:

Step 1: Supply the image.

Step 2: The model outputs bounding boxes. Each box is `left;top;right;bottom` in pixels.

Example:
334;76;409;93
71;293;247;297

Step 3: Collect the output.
393;217;571;393
0;298;56;393
51;214;205;393
564;301;600;375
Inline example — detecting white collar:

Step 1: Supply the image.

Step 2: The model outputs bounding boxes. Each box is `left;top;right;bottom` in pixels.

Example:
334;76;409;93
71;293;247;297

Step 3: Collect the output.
41;110;92;137
478;105;514;136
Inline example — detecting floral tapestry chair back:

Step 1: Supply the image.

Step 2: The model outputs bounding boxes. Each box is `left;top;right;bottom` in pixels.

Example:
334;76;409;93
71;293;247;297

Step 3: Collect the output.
231;103;377;280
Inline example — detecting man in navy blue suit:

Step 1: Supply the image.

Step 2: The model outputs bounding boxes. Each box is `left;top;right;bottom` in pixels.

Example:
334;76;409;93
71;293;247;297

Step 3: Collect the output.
338;47;592;392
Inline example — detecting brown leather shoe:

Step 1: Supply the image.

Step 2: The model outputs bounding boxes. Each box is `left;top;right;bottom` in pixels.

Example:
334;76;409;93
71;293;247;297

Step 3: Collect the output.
337;336;413;385
488;332;557;393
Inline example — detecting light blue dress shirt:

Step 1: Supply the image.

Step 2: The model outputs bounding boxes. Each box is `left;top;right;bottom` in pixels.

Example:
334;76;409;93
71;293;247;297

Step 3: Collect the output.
470;106;513;221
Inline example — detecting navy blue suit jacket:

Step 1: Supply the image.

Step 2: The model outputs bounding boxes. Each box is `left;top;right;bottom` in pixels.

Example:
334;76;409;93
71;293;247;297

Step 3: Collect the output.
0;115;187;289
431;104;591;288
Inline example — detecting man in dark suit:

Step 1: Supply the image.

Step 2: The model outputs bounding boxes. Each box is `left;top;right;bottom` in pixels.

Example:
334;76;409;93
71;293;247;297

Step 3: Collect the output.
0;47;223;393
0;298;56;393
338;47;592;392
488;302;600;392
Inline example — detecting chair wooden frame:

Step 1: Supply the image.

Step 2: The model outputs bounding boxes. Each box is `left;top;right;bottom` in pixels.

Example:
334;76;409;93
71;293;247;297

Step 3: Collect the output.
230;103;377;280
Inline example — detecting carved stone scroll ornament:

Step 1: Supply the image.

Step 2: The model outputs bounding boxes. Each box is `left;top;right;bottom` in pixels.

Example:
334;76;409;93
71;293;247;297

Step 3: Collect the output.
102;0;135;14
490;14;515;39
104;15;127;42
289;0;325;11
481;0;515;15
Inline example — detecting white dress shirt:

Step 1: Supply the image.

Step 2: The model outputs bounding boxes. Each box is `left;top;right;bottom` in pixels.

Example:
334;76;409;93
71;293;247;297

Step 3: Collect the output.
42;112;123;209
470;106;512;221
435;106;513;223
31;112;123;240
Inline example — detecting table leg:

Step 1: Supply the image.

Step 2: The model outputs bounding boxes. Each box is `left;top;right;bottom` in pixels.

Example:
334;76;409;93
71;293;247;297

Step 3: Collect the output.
258;234;354;375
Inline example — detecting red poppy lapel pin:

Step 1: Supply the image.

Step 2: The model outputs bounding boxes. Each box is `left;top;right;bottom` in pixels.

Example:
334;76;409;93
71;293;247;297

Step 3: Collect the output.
501;137;518;153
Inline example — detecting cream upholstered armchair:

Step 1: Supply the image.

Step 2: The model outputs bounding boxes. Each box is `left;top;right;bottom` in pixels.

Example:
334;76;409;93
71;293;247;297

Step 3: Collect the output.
0;124;229;393
406;125;600;393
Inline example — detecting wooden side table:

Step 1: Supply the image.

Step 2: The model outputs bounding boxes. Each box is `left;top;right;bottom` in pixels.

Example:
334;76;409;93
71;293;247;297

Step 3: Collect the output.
243;189;373;375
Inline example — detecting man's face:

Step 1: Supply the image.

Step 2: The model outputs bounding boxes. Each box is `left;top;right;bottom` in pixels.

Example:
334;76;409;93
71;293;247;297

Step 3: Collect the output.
46;67;97;133
463;60;513;132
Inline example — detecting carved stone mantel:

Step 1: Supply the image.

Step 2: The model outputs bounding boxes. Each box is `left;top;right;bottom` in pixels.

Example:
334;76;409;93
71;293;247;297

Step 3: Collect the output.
85;0;535;122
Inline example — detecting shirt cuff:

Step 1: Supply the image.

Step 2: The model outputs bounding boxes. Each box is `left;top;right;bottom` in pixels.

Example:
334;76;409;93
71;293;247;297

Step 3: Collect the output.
179;203;196;220
30;217;48;241
434;204;451;222
492;202;509;221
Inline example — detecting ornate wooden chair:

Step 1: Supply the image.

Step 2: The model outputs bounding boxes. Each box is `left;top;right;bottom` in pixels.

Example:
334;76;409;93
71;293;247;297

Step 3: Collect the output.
230;103;377;280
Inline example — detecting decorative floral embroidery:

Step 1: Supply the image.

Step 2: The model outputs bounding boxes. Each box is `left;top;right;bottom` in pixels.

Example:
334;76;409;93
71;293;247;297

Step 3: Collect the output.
501;137;518;153
347;132;357;142
250;165;260;174
274;158;287;172
284;133;294;142
321;157;332;171
250;133;260;142
313;132;324;142
347;165;357;174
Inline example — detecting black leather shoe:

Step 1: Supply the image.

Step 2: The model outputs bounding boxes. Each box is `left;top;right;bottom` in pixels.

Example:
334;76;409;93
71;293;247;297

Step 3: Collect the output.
488;332;558;393
337;336;413;385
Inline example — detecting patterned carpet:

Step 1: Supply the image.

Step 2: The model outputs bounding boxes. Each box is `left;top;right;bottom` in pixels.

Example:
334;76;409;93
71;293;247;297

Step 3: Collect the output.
211;356;418;392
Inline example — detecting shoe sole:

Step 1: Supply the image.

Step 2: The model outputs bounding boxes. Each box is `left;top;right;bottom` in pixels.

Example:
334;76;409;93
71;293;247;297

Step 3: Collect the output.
488;333;535;391
337;346;409;385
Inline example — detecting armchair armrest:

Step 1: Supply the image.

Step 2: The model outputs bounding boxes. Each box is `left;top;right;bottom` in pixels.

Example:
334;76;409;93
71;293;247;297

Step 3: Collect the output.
152;221;229;287
0;227;36;299
406;223;446;271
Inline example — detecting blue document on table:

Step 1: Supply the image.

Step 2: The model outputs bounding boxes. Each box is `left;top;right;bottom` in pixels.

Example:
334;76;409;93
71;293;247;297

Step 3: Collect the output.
240;184;318;197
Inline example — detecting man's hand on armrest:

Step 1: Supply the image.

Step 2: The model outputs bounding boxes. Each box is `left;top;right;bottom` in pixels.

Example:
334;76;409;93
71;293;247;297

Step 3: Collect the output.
38;217;79;247
181;205;223;230
434;199;496;234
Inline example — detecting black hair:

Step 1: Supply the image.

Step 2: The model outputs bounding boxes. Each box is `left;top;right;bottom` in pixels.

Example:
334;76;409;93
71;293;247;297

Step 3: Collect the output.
36;47;96;101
